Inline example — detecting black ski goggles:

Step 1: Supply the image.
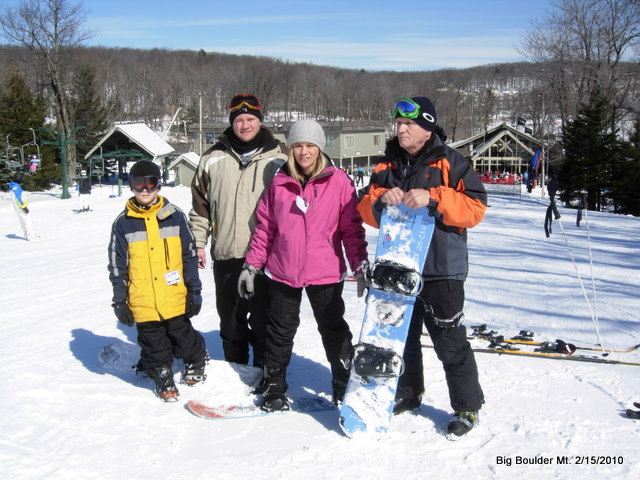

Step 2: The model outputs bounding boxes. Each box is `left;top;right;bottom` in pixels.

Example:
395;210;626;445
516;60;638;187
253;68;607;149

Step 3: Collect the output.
228;94;262;112
130;175;159;192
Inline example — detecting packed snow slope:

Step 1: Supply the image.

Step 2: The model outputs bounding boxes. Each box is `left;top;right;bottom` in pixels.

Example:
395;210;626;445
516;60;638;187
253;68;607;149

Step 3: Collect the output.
1;182;638;480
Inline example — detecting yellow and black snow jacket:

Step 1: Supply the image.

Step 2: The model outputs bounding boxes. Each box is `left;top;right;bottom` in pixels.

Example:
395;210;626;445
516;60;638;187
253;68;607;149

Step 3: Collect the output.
108;196;201;323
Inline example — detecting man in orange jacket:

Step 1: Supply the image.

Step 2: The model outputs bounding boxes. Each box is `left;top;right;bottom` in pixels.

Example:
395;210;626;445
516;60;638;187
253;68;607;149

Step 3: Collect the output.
358;97;487;440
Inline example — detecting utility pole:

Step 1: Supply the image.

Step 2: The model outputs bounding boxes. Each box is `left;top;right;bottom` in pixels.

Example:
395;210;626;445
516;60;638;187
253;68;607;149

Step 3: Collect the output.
198;92;205;155
4;134;10;163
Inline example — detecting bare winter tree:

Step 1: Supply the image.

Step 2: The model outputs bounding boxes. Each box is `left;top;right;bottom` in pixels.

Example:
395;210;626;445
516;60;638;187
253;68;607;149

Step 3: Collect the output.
0;0;95;195
519;0;640;133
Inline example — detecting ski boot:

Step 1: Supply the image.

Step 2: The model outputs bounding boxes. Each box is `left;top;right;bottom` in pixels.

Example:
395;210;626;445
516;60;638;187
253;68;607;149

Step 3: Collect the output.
149;364;180;402
260;368;289;412
446;411;479;440
183;353;209;386
353;343;404;379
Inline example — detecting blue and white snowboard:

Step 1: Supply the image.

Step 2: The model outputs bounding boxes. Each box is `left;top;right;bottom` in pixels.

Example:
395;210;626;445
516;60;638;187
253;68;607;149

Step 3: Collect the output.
339;204;435;439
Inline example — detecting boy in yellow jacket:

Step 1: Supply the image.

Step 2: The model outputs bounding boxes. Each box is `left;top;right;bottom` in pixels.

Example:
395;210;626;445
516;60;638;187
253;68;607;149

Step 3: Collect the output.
108;160;207;401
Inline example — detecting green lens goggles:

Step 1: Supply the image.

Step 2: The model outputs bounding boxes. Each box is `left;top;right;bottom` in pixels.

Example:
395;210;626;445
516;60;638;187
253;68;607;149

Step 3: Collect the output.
391;98;421;119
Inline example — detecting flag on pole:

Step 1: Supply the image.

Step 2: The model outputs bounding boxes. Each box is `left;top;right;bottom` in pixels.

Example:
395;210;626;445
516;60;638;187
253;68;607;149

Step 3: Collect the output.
531;149;543;172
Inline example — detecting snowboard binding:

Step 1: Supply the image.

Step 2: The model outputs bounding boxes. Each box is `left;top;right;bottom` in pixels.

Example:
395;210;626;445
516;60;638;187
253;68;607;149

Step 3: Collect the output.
352;343;404;379
368;260;423;296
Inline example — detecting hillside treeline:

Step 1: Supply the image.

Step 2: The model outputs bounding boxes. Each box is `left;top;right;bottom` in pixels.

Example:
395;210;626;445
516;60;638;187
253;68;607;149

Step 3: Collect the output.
1;44;639;215
0;44;594;142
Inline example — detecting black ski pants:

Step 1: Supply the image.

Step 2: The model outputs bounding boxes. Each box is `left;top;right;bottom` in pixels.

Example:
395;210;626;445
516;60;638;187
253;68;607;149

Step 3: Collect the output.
213;257;267;366
264;278;352;383
137;315;206;370
397;279;485;412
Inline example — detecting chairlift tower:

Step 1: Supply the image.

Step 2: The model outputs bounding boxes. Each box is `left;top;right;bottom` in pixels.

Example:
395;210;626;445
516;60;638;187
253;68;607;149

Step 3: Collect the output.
41;126;83;200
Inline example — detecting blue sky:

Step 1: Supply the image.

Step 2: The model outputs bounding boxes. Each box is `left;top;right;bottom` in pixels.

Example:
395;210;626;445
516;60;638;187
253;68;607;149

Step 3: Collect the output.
79;0;553;71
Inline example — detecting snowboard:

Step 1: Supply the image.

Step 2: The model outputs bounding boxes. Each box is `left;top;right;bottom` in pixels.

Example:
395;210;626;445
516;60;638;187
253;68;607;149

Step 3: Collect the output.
187;396;336;420
339;204;435;439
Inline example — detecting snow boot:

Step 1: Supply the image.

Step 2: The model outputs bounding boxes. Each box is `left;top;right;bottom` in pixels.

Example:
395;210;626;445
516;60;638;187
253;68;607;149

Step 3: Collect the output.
332;378;348;406
260;368;289;412
132;358;150;377
446;411;479;440
183;353;209;386
392;394;423;415
149;364;179;402
626;403;640;419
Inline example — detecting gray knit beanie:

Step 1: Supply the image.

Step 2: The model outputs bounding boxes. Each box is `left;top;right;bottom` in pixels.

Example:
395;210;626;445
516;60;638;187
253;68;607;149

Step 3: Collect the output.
287;119;326;150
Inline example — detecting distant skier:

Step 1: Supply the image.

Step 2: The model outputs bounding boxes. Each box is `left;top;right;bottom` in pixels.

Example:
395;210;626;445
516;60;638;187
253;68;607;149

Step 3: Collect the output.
544;175;561;237
8;172;37;241
546;175;560;220
355;165;365;186
107;160;208;402
576;192;586;227
76;169;92;212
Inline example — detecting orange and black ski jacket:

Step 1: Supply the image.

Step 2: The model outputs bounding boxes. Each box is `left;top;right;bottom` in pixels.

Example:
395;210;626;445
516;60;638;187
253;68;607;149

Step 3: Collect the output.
358;135;487;281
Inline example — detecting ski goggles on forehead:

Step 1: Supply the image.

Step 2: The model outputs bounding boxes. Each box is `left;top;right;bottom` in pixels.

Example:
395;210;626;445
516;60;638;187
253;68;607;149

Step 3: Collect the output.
130;176;159;192
228;94;262;112
392;97;421;119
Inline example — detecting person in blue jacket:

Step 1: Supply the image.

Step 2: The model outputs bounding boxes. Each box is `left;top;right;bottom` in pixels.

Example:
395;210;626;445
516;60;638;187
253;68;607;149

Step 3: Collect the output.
8;172;37;241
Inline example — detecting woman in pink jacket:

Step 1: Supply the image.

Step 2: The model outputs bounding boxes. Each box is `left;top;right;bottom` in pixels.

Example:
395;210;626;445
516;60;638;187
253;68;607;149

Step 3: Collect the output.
238;119;369;412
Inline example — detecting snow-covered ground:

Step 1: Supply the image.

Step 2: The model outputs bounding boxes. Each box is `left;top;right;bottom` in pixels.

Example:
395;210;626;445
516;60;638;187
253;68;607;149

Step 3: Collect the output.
1;181;638;480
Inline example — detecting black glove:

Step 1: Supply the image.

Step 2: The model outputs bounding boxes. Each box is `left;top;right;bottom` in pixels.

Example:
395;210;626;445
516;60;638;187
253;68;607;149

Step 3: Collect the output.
354;260;369;298
112;302;134;327
186;291;202;318
23;207;29;214
238;263;260;300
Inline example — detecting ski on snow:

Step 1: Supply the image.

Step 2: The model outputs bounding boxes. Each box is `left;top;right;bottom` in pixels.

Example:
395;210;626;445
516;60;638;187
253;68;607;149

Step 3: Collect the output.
422;324;640;354
467;324;640;354
421;325;640;366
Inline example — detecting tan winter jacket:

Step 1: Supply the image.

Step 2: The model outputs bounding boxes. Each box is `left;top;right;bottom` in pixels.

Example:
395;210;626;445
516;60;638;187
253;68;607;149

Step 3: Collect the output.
188;128;287;261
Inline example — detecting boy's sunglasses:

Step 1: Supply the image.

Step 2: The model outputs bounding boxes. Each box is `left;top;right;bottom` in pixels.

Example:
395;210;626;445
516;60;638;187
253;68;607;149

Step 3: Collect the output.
391;97;421;119
130;176;159;192
228;94;262;112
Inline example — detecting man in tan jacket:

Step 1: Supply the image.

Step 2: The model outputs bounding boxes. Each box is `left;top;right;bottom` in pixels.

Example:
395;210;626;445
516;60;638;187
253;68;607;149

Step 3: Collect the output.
189;94;288;367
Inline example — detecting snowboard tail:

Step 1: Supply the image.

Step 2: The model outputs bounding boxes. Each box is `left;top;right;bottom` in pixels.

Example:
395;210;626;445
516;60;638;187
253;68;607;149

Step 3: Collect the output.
187;397;335;420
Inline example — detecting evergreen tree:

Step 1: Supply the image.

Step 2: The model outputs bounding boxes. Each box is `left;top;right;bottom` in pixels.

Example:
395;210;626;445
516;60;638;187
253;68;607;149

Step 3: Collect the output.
0;68;54;191
559;89;620;211
69;64;112;165
609;118;640;216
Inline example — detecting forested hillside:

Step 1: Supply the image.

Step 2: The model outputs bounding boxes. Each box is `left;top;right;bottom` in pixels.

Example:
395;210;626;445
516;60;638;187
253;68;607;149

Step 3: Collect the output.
5;44;632;142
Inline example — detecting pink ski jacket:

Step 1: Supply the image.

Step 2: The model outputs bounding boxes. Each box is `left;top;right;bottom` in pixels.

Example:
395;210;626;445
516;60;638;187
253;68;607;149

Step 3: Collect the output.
245;161;368;288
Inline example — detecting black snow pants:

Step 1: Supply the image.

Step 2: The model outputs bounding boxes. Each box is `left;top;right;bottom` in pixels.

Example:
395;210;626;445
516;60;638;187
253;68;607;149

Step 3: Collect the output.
213;258;268;366
263;278;352;383
136;315;206;370
397;279;485;412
